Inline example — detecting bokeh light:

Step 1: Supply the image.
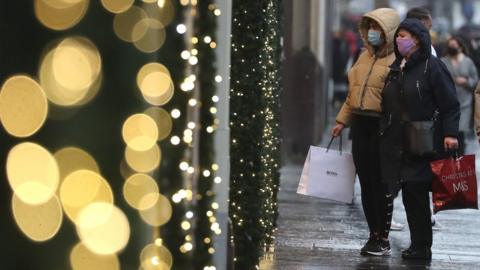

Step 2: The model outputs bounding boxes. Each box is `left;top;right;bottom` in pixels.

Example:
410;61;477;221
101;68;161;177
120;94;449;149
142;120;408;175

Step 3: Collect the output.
125;144;161;173
123;173;159;210
76;71;103;106
133;19;166;53
52;37;102;92
54;146;100;185
140;242;173;270
6;142;59;205
113;6;148;43
100;0;134;14
34;0;89;31
143;0;175;27
76;203;130;255
0;75;48;137
137;63;174;106
39;37;102;107
119;158;136;180
141;72;174;105
60;170;114;222
12;194;63;242
144;107;172;141
137;62;171;86
139;194;172;226
70;243;120;270
122;114;159;151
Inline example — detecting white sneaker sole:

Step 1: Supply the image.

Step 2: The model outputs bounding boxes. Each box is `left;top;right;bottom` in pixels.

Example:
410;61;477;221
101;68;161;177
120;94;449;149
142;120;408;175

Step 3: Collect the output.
367;249;392;256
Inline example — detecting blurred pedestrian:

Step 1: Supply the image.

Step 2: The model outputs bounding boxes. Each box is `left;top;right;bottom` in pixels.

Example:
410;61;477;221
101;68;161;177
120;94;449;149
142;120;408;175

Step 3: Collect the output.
380;18;460;260
406;7;437;57
441;36;478;154
331;8;400;256
475;82;480;142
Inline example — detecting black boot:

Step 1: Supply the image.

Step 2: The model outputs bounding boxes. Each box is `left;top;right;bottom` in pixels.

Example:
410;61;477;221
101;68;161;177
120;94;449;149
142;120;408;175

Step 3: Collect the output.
401;247;432;260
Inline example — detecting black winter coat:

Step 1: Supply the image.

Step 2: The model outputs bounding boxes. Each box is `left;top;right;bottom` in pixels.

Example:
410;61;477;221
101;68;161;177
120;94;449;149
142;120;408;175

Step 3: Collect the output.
379;19;460;184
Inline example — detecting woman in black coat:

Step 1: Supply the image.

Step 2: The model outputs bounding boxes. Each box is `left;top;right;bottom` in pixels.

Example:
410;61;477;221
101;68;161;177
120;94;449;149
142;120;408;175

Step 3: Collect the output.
380;18;460;260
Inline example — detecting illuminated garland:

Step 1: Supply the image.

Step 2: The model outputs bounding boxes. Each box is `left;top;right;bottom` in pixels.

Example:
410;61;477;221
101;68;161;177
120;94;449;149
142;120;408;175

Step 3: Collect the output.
162;1;220;269
229;0;282;268
155;1;190;268
192;0;218;268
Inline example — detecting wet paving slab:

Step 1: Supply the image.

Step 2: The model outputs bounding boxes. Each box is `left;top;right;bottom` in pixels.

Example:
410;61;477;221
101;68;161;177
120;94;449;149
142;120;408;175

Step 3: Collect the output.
263;161;480;270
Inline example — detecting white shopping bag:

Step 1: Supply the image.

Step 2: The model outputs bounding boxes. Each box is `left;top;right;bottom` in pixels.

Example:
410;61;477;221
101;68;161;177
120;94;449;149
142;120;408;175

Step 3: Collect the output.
297;137;356;203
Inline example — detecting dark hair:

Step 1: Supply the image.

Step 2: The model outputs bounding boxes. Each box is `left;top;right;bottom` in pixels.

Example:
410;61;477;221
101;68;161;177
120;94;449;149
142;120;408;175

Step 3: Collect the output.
406;7;431;20
445;36;470;56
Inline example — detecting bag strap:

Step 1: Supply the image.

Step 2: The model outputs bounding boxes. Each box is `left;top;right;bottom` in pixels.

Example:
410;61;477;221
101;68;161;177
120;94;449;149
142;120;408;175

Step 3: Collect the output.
326;135;343;155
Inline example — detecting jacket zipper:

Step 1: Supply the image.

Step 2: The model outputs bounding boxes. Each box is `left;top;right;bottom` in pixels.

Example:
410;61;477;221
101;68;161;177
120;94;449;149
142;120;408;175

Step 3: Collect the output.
359;55;378;109
416;80;422;101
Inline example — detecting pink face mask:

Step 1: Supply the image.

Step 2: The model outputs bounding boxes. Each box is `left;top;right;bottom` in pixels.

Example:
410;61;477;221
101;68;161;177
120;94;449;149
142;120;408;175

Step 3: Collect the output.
396;37;416;56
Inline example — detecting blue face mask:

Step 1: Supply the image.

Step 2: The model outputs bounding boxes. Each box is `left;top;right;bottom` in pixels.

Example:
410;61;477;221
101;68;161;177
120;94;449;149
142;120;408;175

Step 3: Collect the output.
367;29;383;46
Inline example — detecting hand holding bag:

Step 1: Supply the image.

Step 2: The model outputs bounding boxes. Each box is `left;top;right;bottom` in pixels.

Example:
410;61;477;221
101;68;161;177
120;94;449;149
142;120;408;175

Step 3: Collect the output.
430;154;478;213
297;136;356;204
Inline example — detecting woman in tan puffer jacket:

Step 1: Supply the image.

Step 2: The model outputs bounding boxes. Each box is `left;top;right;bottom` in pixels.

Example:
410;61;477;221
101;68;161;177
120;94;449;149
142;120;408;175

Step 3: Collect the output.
331;8;400;256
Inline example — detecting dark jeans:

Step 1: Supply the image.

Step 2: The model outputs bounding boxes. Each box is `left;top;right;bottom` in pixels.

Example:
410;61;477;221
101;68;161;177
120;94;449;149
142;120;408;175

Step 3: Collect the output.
351;114;393;239
402;181;432;249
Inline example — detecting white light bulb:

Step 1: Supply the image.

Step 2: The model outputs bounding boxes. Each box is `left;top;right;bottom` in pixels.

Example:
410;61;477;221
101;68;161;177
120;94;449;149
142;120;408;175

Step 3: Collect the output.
181;50;191;60
176;24;187;34
171;136;181;145
171;109;181;118
188;99;197;106
189;56;198;65
179;162;189;171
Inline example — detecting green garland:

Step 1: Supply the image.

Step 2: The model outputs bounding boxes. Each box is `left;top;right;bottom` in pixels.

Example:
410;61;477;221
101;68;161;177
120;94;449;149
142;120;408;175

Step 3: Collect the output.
229;0;282;268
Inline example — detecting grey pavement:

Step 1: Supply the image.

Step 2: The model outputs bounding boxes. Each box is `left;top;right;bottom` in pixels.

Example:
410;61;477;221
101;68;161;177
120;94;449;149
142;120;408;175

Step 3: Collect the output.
263;129;480;269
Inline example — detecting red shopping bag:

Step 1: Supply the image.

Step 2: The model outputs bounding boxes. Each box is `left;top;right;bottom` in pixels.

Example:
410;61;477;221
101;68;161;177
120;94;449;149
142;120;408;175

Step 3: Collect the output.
430;154;478;213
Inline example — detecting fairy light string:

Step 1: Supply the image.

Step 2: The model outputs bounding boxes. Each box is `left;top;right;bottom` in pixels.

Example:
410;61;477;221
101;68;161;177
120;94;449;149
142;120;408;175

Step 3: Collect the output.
229;0;282;268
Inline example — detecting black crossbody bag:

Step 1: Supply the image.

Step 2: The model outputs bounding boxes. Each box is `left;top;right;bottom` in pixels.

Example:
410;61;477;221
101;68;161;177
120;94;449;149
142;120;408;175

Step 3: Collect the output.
401;59;438;156
404;114;437;156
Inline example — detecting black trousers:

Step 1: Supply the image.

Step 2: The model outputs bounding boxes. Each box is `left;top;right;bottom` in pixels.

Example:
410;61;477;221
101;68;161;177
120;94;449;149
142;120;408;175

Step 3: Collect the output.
351;114;393;238
402;181;432;249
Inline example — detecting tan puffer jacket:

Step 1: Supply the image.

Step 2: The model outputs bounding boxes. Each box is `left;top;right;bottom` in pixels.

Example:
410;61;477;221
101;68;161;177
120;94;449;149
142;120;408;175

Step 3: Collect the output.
336;8;400;126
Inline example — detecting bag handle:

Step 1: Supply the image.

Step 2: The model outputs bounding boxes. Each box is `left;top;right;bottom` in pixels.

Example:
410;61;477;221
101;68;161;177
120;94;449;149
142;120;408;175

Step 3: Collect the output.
326;135;343;155
447;149;459;160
